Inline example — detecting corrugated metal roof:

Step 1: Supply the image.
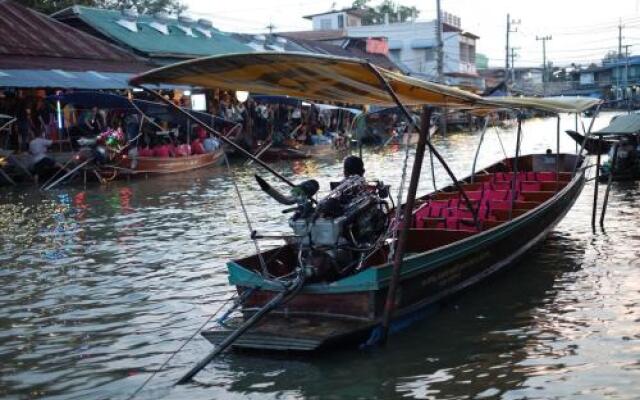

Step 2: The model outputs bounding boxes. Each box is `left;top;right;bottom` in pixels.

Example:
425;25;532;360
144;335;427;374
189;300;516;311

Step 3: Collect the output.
0;0;149;72
53;6;252;59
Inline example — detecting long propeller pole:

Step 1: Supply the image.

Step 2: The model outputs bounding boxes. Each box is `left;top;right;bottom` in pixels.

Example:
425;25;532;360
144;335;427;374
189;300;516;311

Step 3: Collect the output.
138;86;297;188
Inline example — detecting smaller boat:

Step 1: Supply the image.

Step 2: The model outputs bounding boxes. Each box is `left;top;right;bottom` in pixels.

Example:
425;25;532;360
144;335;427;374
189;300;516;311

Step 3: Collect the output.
595;114;640;181
98;147;224;178
565;129;613;154
41;92;234;188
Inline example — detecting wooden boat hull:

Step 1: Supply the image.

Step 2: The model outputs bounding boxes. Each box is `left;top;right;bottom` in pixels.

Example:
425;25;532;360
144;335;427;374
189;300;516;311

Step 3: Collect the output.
565;130;612;154
297;143;348;158
204;154;585;352
258;147;311;162
101;148;224;176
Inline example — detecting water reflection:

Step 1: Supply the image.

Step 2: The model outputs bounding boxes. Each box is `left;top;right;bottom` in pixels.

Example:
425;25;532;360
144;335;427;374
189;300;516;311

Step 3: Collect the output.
219;234;585;400
1;113;639;399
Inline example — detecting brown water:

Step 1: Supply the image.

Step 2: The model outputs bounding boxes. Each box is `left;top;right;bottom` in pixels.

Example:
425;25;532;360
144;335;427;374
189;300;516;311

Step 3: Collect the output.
1;113;640;400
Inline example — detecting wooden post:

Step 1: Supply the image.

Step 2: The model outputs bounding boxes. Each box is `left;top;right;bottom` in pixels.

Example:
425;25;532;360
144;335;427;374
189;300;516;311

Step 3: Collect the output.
574;112;579;153
556;115;561;187
600;142;618;227
592;136;602;228
509;115;523;219
380;106;432;344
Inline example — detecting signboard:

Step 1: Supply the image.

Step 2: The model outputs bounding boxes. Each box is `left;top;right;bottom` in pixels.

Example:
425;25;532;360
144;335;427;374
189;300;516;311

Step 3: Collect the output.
366;38;389;55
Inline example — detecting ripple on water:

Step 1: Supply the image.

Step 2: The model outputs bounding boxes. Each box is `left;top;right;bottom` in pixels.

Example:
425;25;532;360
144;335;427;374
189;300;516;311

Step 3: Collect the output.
1;114;640;399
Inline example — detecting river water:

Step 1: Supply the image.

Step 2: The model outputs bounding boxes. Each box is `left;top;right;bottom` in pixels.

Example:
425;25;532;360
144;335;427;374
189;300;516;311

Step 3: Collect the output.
1;113;639;400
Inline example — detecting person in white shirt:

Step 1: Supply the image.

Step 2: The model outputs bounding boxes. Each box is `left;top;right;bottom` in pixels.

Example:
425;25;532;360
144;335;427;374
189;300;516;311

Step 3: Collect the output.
29;133;64;176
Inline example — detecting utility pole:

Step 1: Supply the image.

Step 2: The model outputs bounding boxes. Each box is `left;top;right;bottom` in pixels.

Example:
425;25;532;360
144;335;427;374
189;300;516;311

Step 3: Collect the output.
435;0;446;136
510;47;520;85
266;22;276;35
505;14;520;87
619;22;624;59
536;35;552;96
617;22;624;101
623;44;632;112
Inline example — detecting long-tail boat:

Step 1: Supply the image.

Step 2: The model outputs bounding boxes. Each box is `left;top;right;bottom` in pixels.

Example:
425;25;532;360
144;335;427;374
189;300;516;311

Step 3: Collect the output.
129;52;600;383
593;113;640;182
565;129;613;154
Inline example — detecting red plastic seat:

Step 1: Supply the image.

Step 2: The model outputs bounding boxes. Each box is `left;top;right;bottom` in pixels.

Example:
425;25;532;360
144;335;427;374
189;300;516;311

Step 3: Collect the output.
520;181;542;192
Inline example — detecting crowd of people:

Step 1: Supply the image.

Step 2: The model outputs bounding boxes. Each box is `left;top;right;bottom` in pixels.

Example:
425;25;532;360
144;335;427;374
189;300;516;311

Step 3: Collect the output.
0;88;366;175
206;91;356;150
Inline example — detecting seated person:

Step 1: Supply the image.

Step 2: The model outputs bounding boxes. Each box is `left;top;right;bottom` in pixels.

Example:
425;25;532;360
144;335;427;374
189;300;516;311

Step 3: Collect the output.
152;140;172;158
28;133;65;177
138;146;154;157
191;138;206;155
175;143;192;157
203;136;220;153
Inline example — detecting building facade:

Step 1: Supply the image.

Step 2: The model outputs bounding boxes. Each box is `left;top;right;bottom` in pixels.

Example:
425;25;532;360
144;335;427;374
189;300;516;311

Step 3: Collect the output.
302;9;483;90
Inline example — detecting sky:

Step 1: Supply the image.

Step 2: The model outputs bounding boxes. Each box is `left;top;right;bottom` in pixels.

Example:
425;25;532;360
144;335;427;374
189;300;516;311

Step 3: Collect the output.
183;0;640;68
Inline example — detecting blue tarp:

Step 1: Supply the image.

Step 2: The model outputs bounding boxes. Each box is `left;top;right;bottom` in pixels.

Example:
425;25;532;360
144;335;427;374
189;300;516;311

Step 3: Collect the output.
0;69;190;90
0;69;132;89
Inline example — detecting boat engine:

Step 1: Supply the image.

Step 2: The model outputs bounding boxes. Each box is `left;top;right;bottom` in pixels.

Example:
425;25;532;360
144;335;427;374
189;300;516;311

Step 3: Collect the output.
256;175;390;282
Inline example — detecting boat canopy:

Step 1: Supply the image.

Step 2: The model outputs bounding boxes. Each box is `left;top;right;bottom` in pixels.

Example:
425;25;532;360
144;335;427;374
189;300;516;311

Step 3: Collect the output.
130;52;601;113
594;113;640;136
312;103;362;115
130;52;486;108
484;96;601;114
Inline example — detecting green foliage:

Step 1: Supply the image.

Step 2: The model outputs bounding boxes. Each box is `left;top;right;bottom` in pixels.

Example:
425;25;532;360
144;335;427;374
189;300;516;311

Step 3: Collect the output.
352;0;419;25
23;0;186;15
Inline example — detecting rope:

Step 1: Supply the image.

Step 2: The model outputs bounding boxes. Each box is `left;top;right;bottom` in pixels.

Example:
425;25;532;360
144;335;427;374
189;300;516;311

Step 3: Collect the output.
125;294;236;400
222;153;269;275
388;119;413;262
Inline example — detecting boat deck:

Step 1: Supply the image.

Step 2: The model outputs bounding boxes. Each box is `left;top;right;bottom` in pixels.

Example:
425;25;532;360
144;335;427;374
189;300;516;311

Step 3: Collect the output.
413;171;571;232
202;316;373;352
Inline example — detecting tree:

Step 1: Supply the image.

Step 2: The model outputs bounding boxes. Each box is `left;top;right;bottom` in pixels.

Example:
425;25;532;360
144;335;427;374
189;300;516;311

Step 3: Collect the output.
352;0;419;25
23;0;186;15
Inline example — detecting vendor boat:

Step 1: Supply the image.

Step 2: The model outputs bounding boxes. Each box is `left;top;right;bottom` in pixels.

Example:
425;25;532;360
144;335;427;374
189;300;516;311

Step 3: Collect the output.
96;148;224;179
40;92;236;189
129;52;600;383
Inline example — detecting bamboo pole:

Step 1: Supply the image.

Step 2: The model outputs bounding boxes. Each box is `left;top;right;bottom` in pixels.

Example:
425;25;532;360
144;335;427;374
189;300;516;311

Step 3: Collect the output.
600;141;618;227
556;115;561;188
470;116;489;183
573;103;602;176
365;63;479;227
592;136;603;228
380;106;432;344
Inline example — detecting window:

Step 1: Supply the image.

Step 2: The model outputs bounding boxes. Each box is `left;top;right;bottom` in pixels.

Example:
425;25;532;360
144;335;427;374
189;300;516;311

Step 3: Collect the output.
425;48;435;62
460;44;469;63
320;18;332;30
337;14;344;29
389;49;401;61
